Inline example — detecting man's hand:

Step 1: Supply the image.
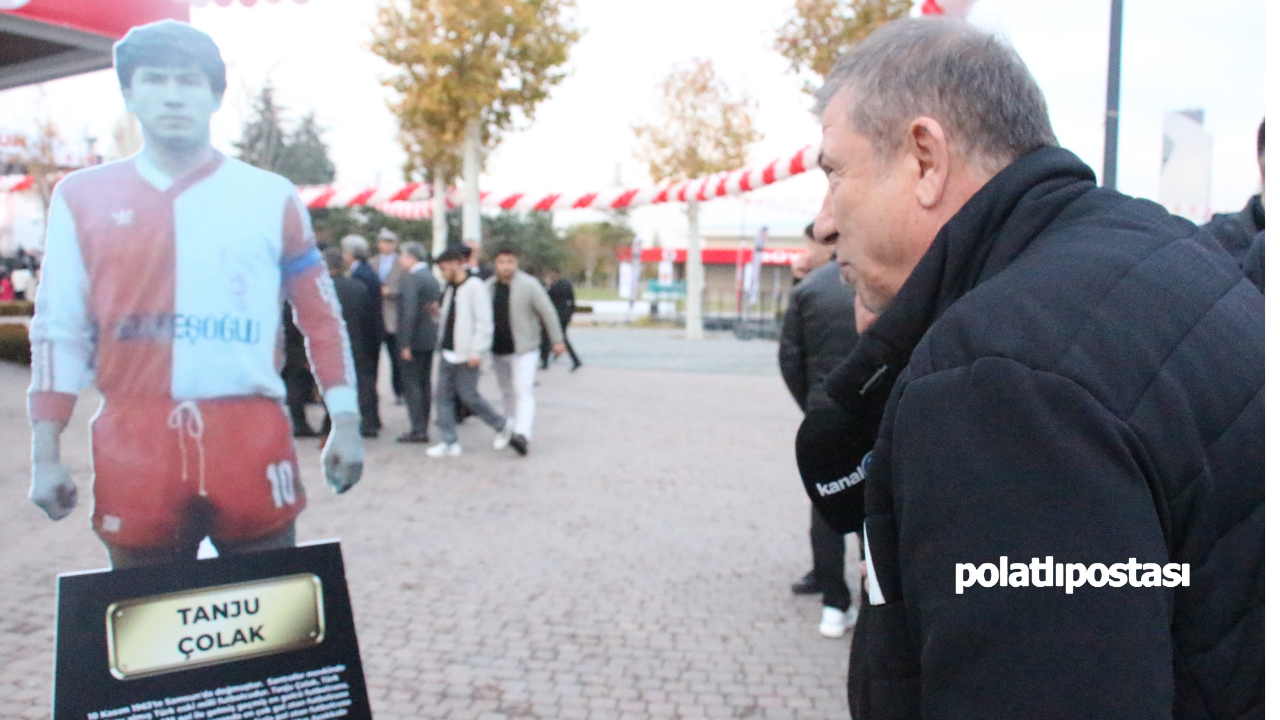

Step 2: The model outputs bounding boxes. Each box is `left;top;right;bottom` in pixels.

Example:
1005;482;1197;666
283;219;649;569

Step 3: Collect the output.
321;412;363;494
31;420;75;520
467;356;482;368
552;343;566;356
400;347;412;361
31;461;77;520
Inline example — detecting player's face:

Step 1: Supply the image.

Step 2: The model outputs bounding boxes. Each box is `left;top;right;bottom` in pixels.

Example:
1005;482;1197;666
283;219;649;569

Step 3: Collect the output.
123;65;221;152
495;254;518;281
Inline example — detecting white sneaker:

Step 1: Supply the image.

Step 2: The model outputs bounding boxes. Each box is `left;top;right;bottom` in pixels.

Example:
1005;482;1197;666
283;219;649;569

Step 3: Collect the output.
493;418;515;450
819;606;850;638
426;442;462;458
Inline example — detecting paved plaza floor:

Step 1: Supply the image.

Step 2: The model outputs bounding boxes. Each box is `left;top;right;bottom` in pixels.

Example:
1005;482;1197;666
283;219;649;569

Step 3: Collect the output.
0;327;857;720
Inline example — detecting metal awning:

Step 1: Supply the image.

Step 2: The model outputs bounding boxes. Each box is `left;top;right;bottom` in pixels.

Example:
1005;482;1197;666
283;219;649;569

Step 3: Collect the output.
0;0;188;91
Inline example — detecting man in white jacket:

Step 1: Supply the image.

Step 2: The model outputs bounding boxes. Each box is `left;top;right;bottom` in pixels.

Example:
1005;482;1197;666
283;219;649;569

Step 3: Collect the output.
427;247;510;457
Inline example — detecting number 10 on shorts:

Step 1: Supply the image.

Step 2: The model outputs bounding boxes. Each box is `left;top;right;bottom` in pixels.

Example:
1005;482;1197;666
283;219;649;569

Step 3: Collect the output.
266;461;297;508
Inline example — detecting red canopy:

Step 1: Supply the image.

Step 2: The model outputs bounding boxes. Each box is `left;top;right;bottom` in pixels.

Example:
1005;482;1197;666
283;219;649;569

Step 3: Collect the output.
0;0;188;91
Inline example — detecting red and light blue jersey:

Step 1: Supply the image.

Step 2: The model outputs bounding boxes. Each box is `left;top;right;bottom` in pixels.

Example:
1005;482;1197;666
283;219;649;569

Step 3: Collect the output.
28;152;356;423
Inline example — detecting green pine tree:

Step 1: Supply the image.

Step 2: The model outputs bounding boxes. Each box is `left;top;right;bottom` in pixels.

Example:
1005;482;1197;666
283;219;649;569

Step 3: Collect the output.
277;113;335;185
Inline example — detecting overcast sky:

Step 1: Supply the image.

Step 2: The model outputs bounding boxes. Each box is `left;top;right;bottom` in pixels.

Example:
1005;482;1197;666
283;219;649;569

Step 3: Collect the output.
0;0;1265;244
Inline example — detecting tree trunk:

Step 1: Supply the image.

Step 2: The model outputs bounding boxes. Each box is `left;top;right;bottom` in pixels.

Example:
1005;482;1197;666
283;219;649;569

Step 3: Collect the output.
685;200;703;339
462;118;482;251
431;172;447;259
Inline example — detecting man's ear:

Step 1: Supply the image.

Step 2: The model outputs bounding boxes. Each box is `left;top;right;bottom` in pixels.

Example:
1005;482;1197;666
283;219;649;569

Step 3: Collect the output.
905;117;950;209
213;91;224;113
122;86;135;113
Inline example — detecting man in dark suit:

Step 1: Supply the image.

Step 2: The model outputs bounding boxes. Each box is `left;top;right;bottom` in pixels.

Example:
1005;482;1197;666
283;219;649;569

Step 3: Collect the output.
541;269;582;370
341;234;385;432
322;247;382;438
395;241;442;443
779;222;861;638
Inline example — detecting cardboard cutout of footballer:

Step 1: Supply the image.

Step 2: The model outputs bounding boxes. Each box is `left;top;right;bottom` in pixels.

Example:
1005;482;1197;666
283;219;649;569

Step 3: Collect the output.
27;21;364;569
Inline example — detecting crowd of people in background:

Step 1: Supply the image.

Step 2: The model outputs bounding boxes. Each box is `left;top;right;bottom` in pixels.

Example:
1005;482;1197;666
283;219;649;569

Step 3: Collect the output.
0;249;38;302
283;229;581;459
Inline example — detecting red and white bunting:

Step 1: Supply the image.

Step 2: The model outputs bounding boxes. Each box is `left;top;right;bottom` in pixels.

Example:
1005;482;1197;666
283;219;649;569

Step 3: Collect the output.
177;0;308;6
302;144;822;218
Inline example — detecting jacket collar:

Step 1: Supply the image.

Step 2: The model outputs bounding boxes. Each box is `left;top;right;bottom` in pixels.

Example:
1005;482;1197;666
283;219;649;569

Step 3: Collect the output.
824;146;1098;416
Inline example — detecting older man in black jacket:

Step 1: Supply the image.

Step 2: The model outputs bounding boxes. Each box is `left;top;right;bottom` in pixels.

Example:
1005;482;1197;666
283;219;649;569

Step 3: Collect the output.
779;225;861;638
802;18;1262;720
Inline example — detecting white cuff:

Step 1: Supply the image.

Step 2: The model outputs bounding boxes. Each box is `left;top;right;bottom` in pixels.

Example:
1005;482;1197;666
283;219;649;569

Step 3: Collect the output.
323;386;358;416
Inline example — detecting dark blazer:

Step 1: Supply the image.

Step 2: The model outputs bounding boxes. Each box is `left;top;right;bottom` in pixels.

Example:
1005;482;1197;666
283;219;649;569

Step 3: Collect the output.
349;259;385;337
814;147;1261;720
778;261;858;413
331;274;381;359
1199;193;1263;267
548;278;576;327
396;264;442;352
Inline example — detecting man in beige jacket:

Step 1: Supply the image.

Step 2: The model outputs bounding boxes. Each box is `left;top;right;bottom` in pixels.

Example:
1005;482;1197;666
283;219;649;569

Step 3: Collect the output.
486;246;564;455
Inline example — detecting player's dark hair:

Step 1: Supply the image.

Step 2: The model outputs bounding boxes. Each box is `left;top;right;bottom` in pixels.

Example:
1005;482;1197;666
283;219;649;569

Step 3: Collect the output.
437;246;468;264
114;20;227;96
494;244;520;258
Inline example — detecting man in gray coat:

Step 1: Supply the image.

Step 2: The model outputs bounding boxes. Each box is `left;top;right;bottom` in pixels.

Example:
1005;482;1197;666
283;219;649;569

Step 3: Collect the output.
487;245;564;455
395;241;441;443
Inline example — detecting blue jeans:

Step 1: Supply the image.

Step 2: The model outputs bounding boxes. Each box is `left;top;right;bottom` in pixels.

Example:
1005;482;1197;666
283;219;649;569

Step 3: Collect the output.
434;360;504;443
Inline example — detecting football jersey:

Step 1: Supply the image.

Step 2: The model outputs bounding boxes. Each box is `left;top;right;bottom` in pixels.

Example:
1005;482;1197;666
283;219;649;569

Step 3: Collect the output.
28;152;356;423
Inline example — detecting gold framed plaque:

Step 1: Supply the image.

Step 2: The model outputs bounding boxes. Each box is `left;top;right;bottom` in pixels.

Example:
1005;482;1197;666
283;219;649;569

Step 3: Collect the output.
105;573;325;680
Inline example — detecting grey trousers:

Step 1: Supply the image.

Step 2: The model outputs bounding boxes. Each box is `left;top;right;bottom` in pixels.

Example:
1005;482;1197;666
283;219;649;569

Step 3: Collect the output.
435;359;505;443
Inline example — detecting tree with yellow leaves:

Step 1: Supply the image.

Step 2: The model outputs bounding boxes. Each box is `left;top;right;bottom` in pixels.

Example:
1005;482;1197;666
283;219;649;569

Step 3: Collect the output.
632;59;760;339
371;0;580;255
774;0;912;93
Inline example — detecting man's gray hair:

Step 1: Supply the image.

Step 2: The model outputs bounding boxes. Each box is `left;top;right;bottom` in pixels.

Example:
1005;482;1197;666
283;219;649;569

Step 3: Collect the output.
401;241;427;262
815;18;1057;171
340;234;370;260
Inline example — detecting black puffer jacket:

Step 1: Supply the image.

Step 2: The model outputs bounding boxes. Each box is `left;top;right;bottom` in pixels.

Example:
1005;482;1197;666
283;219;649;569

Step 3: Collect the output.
779;261;859;412
820;147;1263;720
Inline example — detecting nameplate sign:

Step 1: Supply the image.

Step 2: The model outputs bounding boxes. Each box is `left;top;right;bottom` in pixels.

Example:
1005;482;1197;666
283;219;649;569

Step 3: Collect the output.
54;541;370;720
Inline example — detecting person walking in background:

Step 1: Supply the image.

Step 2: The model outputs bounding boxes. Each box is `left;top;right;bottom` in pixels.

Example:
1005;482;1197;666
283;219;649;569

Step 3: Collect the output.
487;246;564;456
541;269;582;371
10;264;32;301
282;302;319;437
394;241;442;444
779;221;861;639
375;228;405;405
460;243;494;280
427;247;509;458
322;247;382;438
1200;119;1264;267
342;233;385;433
0;269;13;302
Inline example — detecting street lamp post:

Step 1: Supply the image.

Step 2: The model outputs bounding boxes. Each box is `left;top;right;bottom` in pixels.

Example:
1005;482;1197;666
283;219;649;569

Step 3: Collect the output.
1102;0;1124;189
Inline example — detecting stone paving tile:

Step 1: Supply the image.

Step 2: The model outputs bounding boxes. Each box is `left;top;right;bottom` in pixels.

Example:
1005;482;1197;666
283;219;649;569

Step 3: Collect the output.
1;329;859;719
